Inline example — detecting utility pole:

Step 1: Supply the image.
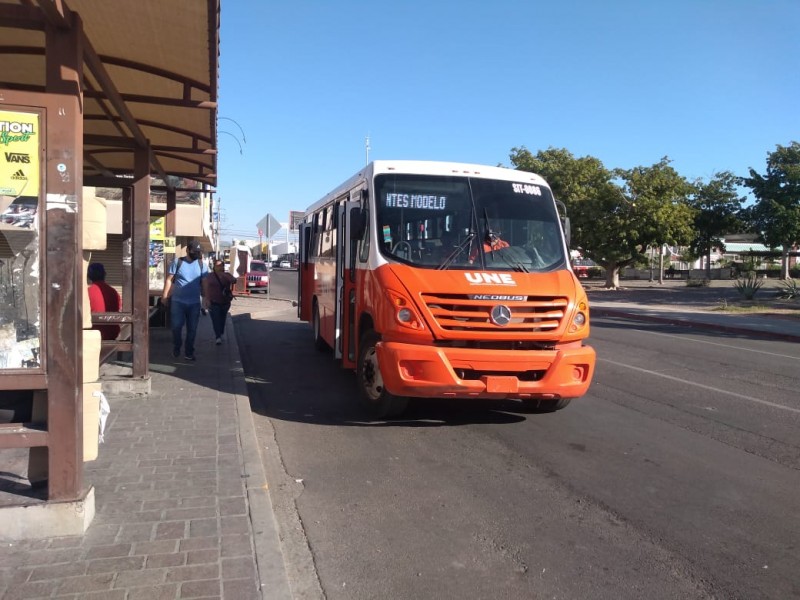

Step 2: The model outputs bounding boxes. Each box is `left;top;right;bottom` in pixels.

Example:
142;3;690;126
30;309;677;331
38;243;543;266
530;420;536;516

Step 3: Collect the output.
215;197;221;256
365;134;370;165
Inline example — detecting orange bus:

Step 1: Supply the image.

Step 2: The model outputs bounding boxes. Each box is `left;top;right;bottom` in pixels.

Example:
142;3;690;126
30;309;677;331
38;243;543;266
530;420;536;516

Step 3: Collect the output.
298;160;595;418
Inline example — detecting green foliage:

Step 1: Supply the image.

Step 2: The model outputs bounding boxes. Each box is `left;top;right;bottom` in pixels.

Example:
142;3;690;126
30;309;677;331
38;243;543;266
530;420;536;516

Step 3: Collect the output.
615;157;696;251
689;171;745;274
686;278;710;287
776;278;799;300
734;273;765;300
508;148;693;288
740;142;800;278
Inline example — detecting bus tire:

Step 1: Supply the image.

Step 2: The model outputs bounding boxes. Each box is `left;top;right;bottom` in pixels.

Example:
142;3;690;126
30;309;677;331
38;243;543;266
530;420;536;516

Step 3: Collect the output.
522;398;572;413
312;301;328;351
357;331;408;419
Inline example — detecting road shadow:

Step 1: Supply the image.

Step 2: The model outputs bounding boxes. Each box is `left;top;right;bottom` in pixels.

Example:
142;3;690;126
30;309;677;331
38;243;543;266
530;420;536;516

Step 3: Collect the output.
232;313;560;428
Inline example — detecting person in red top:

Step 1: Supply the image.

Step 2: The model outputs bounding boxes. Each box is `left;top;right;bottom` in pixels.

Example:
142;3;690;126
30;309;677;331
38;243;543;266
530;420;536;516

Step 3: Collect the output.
87;262;121;340
469;232;510;263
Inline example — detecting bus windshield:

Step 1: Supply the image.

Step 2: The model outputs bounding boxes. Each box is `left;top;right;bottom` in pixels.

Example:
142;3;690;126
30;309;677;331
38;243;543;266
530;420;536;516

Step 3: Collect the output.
374;174;568;272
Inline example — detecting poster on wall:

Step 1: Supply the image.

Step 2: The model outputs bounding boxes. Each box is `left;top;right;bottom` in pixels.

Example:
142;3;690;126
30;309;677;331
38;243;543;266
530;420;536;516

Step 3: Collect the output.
148;216;165;291
0;109;41;369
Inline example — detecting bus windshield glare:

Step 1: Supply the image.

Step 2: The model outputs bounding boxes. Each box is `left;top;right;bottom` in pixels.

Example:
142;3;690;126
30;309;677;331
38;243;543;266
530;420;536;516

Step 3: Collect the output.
374;174;567;272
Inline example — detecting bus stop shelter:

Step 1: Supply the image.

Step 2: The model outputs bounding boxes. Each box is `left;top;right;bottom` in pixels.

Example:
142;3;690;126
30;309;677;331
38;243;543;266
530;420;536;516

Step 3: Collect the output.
0;0;220;534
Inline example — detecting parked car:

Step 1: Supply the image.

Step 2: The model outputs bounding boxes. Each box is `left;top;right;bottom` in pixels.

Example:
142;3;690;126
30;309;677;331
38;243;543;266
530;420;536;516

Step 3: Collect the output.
245;260;270;293
279;260;291;269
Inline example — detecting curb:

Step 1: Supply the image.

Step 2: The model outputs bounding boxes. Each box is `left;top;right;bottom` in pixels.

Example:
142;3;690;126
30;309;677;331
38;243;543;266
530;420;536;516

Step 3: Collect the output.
592;307;800;343
227;318;293;600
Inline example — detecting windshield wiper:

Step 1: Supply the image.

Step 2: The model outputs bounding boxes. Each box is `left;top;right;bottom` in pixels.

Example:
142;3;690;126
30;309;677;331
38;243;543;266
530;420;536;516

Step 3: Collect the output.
482;207;501;258
437;232;475;270
488;249;529;272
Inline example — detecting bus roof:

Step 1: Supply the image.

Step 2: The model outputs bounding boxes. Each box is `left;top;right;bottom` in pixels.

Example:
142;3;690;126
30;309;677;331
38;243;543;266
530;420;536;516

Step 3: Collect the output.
305;160;551;215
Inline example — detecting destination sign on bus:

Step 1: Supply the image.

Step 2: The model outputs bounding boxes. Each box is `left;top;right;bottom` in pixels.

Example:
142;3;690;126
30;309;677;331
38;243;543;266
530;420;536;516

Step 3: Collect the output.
384;193;446;210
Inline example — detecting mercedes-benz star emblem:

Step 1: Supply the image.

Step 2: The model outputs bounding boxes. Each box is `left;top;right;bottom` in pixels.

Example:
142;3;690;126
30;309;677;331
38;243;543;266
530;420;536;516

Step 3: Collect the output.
490;304;512;326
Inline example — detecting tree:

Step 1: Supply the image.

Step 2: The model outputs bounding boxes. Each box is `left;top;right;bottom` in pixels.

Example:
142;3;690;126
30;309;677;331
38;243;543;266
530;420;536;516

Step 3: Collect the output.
614;158;696;284
508;147;640;288
740;142;800;279
510;148;696;287
688;171;744;278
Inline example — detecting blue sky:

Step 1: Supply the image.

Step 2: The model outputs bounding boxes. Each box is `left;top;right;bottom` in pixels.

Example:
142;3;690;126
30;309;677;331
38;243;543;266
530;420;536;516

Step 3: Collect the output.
216;1;799;242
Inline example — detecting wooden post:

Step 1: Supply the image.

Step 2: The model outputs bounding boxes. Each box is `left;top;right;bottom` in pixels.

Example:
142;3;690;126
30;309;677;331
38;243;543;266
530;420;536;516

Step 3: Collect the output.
44;13;84;500
132;147;151;378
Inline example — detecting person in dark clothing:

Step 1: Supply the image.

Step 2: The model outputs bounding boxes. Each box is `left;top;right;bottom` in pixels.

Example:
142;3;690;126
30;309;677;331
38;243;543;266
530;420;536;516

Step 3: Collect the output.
202;259;237;344
87;262;121;341
162;240;208;360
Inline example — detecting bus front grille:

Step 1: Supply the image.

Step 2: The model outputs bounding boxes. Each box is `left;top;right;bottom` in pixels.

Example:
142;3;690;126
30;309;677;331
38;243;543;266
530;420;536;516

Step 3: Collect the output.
421;293;568;334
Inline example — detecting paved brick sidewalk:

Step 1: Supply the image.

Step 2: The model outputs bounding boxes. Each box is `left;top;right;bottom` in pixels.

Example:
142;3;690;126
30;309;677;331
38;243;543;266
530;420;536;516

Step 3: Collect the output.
0;314;290;600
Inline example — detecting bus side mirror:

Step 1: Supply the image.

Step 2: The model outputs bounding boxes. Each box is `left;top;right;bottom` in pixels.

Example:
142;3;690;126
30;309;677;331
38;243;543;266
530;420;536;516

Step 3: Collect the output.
351;207;367;241
555;199;571;248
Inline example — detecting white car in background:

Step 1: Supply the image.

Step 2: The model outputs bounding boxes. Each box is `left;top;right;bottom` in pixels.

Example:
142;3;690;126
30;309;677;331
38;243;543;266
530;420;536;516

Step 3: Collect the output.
279;260;291;269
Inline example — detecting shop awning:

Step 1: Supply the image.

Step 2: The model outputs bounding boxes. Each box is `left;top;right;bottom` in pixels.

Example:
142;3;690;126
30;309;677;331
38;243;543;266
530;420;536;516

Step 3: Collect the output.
0;0;220;188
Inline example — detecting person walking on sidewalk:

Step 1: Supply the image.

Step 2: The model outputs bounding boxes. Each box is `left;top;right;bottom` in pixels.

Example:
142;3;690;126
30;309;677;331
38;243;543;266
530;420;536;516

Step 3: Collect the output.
202;258;237;345
162;240;209;360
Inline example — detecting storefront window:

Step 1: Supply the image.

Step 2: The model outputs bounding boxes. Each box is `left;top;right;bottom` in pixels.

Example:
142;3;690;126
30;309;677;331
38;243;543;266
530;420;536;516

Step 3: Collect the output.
0;110;41;369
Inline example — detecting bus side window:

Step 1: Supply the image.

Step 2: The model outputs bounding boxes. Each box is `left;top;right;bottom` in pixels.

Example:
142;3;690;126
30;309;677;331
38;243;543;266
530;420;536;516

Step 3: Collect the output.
330;201;339;260
359;209;370;263
312;213;322;258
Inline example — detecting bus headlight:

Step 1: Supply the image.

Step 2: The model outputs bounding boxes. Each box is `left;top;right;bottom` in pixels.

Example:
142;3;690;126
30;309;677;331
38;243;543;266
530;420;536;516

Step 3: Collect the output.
387;289;424;331
569;301;588;333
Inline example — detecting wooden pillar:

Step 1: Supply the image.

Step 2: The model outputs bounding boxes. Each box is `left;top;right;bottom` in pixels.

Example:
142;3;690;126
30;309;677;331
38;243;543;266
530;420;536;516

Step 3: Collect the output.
121;187;133;311
132;147;150;378
44;13;84;500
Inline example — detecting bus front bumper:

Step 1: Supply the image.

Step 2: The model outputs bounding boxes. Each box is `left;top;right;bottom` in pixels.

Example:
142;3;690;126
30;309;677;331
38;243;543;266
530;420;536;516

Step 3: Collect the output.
376;341;595;400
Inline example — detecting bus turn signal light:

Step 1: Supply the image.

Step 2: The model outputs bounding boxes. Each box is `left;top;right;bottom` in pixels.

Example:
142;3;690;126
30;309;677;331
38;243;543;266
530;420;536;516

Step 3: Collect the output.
387;289;424;331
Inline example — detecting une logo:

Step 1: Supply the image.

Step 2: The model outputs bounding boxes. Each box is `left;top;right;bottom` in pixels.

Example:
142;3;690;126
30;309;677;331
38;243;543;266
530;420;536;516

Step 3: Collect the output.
464;272;516;285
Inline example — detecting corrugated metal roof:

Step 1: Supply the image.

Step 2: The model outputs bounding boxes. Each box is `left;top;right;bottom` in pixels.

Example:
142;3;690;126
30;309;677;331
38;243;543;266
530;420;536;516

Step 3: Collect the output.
723;242;775;253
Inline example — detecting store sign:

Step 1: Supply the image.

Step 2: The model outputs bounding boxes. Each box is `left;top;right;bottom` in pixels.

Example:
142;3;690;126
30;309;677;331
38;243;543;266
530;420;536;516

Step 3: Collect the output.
0;115;39;198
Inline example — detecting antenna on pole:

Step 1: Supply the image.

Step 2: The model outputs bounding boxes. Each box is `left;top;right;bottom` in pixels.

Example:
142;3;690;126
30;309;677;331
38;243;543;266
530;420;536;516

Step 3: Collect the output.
219;117;247;143
365;134;371;166
219;130;243;154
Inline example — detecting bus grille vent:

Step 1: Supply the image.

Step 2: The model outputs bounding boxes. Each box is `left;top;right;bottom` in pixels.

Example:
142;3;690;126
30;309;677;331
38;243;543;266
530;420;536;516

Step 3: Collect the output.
422;293;568;333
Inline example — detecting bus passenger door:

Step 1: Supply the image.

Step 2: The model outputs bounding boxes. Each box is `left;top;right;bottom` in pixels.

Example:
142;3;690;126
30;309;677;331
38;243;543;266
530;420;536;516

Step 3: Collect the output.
336;193;362;368
297;222;312;321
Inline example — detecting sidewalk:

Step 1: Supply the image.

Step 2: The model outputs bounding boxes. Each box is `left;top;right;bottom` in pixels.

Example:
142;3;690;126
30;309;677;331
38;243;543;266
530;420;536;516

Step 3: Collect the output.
586;281;800;342
0;311;291;600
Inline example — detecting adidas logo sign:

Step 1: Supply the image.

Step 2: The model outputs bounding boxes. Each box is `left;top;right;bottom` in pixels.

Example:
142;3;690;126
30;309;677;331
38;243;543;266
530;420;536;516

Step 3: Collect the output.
11;169;26;180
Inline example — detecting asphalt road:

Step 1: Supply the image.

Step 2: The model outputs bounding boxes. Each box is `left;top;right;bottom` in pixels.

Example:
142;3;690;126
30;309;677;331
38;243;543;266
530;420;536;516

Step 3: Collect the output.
232;295;800;600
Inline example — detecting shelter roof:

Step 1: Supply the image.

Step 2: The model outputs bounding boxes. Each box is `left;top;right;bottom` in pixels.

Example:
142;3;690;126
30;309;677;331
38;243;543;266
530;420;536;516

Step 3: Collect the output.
0;0;219;189
723;242;775;254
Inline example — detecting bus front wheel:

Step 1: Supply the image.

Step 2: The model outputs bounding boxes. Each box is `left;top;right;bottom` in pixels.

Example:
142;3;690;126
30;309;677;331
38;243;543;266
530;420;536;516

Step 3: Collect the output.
357;331;408;419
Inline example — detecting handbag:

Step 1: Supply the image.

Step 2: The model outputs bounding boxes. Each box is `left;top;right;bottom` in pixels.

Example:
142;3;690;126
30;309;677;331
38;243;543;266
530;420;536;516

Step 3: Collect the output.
214;271;234;302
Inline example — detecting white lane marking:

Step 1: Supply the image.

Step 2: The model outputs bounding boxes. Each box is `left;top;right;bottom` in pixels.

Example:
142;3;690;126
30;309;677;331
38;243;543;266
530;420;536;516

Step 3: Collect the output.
594;321;800;361
599;358;800;415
